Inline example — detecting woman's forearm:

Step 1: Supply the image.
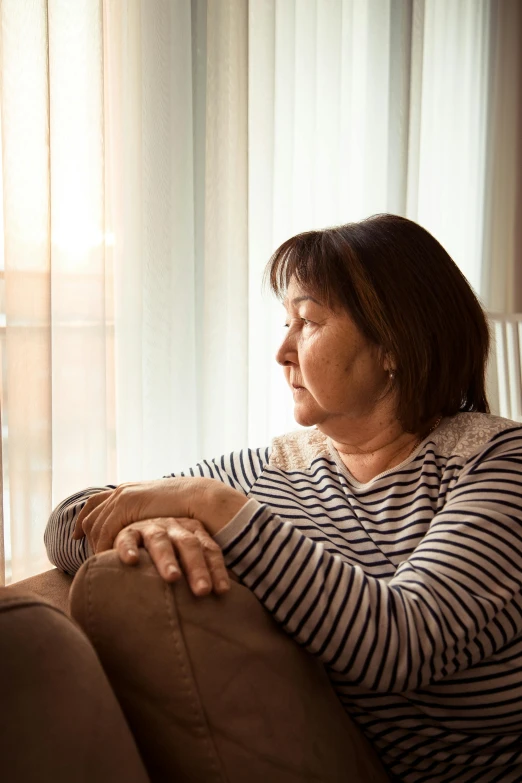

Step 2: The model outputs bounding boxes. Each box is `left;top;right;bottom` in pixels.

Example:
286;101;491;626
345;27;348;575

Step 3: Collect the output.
192;479;249;535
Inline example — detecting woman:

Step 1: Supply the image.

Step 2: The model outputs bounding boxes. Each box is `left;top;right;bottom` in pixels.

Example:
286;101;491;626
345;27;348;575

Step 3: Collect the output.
46;214;522;782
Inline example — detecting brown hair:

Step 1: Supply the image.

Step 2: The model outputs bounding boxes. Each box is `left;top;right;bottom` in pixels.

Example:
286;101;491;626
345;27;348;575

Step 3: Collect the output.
264;213;490;432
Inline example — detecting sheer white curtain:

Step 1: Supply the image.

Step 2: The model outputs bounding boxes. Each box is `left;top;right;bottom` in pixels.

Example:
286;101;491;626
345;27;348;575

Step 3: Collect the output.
0;0;518;583
0;0;109;582
1;0;250;582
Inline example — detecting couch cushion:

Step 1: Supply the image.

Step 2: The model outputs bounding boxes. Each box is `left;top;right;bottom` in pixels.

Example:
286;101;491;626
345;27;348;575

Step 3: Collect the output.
9;567;73;613
0;587;149;782
70;550;390;783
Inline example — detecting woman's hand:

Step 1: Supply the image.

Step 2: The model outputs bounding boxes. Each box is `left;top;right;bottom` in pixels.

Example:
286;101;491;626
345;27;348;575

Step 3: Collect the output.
72;477;208;553
115;517;232;596
72;476;249;553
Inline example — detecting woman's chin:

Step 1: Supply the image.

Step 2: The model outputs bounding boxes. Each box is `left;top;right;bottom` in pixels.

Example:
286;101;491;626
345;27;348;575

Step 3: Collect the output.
292;401;318;428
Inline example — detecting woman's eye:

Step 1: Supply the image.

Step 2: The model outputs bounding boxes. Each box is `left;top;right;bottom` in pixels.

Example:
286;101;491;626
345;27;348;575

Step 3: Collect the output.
283;318;312;328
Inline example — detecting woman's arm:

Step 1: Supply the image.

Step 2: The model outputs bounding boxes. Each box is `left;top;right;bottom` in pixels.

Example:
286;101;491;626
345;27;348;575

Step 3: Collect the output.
44;447;271;575
205;437;522;694
209;495;522;693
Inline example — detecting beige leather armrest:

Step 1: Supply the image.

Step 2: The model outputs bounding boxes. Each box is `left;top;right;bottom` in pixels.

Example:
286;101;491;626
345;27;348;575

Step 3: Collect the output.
70;550;390;783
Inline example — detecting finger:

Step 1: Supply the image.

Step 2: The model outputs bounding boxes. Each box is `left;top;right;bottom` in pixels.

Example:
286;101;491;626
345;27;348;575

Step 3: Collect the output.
80;504;109;551
178;518;230;594
171;531;213;596
73;490;113;540
197;535;230;595
94;485;147;552
115;528;142;565
93;509;126;554
142;527;182;583
73;491;114;539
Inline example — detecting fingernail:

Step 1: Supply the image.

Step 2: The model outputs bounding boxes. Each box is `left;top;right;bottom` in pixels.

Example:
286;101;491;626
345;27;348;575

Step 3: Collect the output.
195;579;209;592
167;565;179;576
218;580;229;591
128;549;137;557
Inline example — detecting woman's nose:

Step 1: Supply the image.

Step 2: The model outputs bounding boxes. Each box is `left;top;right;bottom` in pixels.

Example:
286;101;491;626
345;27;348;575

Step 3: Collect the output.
275;331;296;366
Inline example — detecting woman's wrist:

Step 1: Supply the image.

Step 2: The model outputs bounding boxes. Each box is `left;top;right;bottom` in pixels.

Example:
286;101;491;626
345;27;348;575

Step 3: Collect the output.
190;479;249;535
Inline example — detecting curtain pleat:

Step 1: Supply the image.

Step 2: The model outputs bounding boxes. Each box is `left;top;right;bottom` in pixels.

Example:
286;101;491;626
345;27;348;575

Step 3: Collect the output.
103;0;145;480
202;0;249;459
248;0;289;448
481;0;522;313
104;0;200;481
140;0;198;475
414;0;490;295
1;0;52;582
48;0;109;504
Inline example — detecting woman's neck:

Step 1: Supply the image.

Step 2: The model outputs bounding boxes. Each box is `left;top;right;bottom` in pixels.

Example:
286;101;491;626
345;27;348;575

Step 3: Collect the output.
334;434;420;483
325;414;442;484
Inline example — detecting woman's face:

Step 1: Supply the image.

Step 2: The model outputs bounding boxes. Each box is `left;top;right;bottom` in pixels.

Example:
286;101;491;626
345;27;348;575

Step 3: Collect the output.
276;277;394;435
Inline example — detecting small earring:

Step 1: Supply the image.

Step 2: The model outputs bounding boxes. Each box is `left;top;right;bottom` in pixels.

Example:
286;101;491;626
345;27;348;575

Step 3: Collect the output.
389;370;395;381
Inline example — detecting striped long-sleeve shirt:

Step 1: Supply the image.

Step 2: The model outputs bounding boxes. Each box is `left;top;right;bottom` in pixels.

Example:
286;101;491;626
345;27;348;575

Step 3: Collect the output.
45;412;522;782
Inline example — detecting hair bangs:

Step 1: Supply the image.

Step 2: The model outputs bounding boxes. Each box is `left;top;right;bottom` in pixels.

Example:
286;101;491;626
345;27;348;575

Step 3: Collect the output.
263;231;340;310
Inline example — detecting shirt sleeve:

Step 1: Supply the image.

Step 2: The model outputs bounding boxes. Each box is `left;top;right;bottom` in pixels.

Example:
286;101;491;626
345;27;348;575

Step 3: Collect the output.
172;445;272;495
44;485;116;576
44;446;272;575
213;430;522;694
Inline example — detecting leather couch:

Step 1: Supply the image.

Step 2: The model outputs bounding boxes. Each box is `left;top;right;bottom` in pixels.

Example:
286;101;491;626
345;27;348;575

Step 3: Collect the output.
1;551;390;782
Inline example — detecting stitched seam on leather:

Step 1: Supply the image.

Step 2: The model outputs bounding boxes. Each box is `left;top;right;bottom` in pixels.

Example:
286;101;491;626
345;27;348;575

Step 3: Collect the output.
86;558;96;648
163;581;230;783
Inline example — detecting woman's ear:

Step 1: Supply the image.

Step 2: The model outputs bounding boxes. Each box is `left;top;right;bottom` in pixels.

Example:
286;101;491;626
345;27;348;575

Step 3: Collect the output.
380;349;396;374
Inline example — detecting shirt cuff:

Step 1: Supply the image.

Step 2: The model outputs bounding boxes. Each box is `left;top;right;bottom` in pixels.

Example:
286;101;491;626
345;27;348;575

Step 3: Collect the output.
212;496;265;548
